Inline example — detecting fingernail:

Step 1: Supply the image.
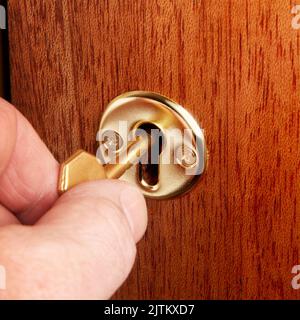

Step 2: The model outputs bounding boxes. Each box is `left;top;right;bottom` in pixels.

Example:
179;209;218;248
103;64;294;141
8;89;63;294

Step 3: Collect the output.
119;186;148;240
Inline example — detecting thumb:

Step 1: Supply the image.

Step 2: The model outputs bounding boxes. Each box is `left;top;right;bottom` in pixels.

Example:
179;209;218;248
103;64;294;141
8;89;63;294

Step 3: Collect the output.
39;179;148;243
0;180;148;299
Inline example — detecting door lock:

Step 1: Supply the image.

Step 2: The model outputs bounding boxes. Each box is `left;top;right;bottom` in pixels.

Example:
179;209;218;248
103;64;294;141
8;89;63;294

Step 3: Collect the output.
58;91;206;199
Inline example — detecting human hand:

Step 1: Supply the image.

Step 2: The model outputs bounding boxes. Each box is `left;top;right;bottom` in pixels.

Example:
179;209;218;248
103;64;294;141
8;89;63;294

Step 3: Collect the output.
0;98;148;299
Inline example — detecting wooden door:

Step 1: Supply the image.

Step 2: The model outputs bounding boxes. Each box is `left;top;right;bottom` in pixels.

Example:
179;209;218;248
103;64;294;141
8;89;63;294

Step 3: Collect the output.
7;0;300;299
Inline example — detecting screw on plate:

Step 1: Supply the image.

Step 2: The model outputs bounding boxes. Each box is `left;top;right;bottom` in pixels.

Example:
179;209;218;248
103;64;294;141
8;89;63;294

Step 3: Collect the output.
102;130;123;152
175;145;198;168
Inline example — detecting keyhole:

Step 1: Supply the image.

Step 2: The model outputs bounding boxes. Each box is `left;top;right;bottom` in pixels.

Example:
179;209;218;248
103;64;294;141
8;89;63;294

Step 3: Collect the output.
137;123;163;191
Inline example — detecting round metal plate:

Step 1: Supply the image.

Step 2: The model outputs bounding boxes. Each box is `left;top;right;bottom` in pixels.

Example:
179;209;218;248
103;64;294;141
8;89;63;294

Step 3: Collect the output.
99;91;206;199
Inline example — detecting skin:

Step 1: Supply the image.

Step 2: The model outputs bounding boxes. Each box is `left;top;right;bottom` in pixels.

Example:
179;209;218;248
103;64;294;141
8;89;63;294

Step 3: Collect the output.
0;98;148;299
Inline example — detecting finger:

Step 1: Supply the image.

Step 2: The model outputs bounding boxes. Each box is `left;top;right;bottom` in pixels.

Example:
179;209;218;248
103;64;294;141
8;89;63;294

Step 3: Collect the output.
0;99;59;224
0;205;20;227
0;180;148;299
38;180;148;244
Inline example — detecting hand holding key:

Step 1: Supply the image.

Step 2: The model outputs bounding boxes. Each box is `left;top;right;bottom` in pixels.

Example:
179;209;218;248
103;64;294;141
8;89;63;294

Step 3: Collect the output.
0;98;147;299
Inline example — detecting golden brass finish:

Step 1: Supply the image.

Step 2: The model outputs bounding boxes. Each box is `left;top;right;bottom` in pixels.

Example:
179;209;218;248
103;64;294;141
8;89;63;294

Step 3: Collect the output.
99;91;206;199
59;150;106;194
58;135;151;194
58;91;206;199
105;135;151;179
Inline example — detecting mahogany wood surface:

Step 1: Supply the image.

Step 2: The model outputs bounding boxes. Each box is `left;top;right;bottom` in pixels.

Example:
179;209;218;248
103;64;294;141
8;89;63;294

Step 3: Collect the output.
8;0;300;299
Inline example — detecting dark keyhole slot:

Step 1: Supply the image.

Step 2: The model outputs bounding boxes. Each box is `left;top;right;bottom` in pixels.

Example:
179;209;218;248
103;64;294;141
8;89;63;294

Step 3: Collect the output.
137;123;163;189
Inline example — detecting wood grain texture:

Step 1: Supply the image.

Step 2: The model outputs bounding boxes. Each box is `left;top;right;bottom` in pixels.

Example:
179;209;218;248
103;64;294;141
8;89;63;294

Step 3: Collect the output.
8;0;300;299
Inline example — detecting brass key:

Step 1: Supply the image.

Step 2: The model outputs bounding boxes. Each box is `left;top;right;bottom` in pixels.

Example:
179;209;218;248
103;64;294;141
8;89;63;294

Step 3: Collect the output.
58;91;206;199
58;134;151;194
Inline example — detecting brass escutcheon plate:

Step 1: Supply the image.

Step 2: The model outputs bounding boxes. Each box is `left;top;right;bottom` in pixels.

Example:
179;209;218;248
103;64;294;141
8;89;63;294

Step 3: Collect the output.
99;91;206;199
